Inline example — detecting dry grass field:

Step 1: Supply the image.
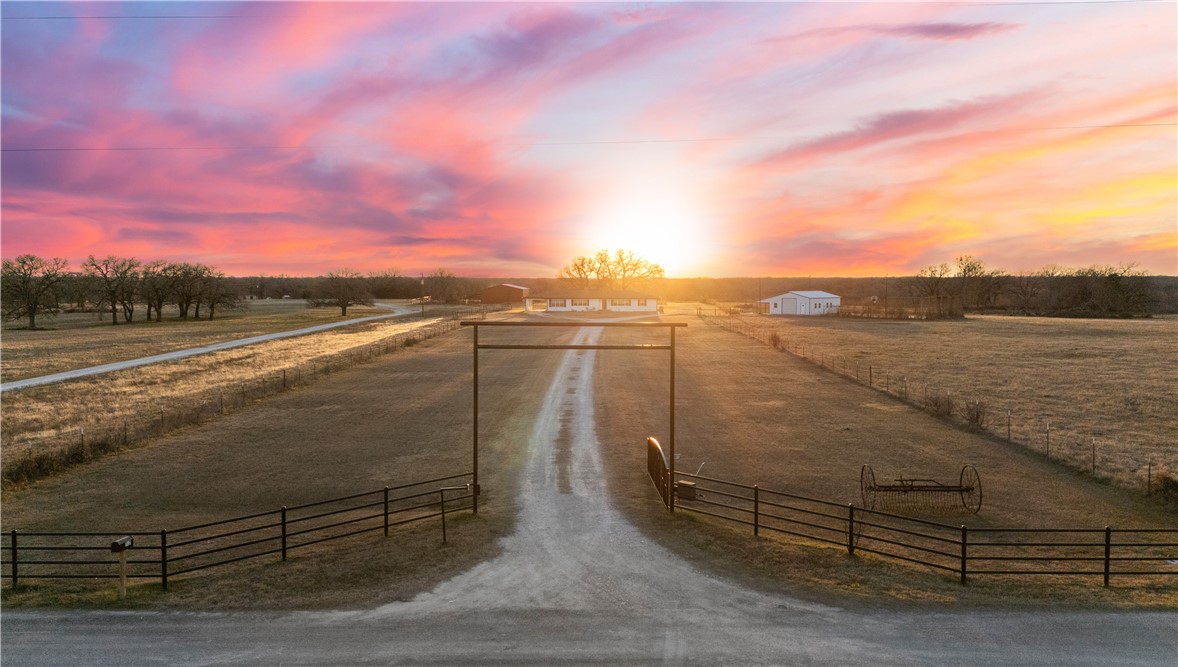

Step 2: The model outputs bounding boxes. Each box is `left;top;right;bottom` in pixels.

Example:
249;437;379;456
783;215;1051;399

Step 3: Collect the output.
593;314;1177;607
1;325;571;609
0;303;501;486
2;313;1173;610
694;307;1177;493
0;300;391;382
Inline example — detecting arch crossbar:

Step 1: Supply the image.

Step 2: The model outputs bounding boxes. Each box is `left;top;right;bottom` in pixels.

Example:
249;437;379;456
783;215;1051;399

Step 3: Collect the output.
460;320;687;513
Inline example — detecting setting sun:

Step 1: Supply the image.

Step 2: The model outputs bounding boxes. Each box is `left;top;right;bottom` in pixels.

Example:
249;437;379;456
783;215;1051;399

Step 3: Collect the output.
585;184;714;276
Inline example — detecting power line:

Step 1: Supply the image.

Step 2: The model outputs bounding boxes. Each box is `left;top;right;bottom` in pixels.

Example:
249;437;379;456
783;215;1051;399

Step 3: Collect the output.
1;146;303;153
1;15;260;20
1;122;1172;154
1;0;1167;19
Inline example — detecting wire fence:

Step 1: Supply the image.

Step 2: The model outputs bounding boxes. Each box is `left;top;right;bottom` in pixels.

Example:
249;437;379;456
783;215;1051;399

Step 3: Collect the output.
0;472;474;591
700;314;1176;499
673;472;1178;586
2;307;505;487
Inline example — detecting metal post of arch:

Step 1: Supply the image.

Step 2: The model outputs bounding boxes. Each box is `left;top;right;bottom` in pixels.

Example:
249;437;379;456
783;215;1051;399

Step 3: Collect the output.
460;320;687;514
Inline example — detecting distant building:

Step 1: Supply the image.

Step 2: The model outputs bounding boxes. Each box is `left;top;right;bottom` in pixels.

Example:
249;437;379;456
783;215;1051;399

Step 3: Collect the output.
759;290;840;316
525;289;659;313
480;283;530;304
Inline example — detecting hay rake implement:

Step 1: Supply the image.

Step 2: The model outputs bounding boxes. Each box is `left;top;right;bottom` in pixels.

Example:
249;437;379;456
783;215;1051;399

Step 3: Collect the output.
860;464;982;514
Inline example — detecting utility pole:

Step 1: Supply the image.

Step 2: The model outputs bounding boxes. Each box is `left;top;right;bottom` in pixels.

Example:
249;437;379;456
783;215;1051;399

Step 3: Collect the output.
420;274;426;317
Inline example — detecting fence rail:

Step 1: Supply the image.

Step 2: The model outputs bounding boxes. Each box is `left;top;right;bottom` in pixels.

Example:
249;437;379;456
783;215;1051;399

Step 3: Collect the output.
1;472;473;590
672;472;1177;586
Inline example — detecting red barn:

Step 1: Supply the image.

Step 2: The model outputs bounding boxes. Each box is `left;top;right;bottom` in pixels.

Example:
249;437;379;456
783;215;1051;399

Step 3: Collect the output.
480;283;530;304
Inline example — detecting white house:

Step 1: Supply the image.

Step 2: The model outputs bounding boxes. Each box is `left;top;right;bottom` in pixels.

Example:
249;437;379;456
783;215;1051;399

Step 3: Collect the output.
525;289;659;313
759;290;841;316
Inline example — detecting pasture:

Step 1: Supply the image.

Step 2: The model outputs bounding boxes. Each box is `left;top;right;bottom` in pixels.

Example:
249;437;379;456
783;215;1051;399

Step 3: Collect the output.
3;309;1175;609
0;299;391;383
699;310;1177;492
0;303;489;485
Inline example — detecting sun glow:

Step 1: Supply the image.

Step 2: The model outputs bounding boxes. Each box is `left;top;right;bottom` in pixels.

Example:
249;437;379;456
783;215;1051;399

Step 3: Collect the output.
585;184;714;276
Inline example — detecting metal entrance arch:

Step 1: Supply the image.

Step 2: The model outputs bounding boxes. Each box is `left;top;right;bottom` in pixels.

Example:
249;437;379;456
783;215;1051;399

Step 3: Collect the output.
459;320;687;514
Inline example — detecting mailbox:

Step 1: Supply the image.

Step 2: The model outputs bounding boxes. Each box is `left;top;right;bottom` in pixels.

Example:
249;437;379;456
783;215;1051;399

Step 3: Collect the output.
676;480;697;501
110;536;134;553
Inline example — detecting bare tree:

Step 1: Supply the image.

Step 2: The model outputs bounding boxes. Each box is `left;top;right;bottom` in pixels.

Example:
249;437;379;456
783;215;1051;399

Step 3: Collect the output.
908;263;953;298
367;268;405;299
954;255;1005;310
203;269;243;319
1006;271;1045;315
82;255;141;324
311;269;374;315
425;268;462;304
140;260;178;322
609;249;665;290
1;254;69;329
171;263;211;318
558;256;596;289
557;249;665;290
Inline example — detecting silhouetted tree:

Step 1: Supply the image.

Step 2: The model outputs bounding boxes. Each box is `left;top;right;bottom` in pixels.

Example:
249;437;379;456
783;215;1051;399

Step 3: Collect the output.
311;269;374;315
557;249;665;290
82;255;141;324
1;254;69;329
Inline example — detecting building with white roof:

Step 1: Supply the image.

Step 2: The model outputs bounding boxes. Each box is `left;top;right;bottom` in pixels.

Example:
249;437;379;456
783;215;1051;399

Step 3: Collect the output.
759;290;840;316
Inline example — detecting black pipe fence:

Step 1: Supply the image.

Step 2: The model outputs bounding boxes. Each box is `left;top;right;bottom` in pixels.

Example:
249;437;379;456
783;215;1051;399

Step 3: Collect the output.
672;472;1177;586
1;472;473;590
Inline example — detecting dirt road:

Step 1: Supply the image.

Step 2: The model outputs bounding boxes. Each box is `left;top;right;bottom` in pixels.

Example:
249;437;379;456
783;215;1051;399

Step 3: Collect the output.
2;325;1175;664
0;303;415;392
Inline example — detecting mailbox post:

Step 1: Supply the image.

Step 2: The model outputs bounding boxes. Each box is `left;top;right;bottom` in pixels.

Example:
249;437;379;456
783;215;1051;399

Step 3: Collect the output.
110;536;133;600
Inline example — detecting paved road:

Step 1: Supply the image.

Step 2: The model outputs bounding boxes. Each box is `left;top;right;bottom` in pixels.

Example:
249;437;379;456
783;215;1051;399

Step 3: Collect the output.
3;326;1175;664
0;303;416;392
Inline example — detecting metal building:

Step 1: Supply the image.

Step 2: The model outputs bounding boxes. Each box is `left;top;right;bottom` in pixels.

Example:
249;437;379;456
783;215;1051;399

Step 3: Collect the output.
759;290;841;316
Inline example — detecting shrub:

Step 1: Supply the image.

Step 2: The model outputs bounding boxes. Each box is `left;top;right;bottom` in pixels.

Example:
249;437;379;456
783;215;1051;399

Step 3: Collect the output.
961;399;990;430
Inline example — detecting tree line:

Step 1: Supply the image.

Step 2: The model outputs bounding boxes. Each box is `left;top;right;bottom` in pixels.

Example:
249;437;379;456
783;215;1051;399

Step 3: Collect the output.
901;255;1162;317
0;256;486;328
606;255;1174;318
1;255;241;329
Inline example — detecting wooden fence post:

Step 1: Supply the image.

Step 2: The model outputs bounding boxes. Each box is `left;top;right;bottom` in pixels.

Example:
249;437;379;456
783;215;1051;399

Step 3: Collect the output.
281;507;288;561
383;487;390;537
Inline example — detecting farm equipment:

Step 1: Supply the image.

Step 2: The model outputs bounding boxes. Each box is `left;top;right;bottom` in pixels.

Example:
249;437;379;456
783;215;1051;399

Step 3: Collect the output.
860;464;982;514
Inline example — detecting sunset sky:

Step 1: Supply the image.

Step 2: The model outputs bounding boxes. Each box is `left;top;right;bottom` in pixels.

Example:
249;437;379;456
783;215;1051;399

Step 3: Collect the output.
2;1;1175;278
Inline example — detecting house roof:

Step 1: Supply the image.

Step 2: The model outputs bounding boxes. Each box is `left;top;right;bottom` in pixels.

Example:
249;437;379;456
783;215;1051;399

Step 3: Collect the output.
529;289;658;300
759;290;840;302
483;283;529;291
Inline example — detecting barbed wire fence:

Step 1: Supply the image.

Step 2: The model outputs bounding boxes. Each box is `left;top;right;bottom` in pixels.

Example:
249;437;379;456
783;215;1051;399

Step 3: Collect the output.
2;307;504;487
700;313;1175;501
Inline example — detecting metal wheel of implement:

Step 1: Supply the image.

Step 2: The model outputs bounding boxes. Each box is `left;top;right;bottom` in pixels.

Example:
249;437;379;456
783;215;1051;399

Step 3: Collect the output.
959;465;982;513
860;464;877;510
